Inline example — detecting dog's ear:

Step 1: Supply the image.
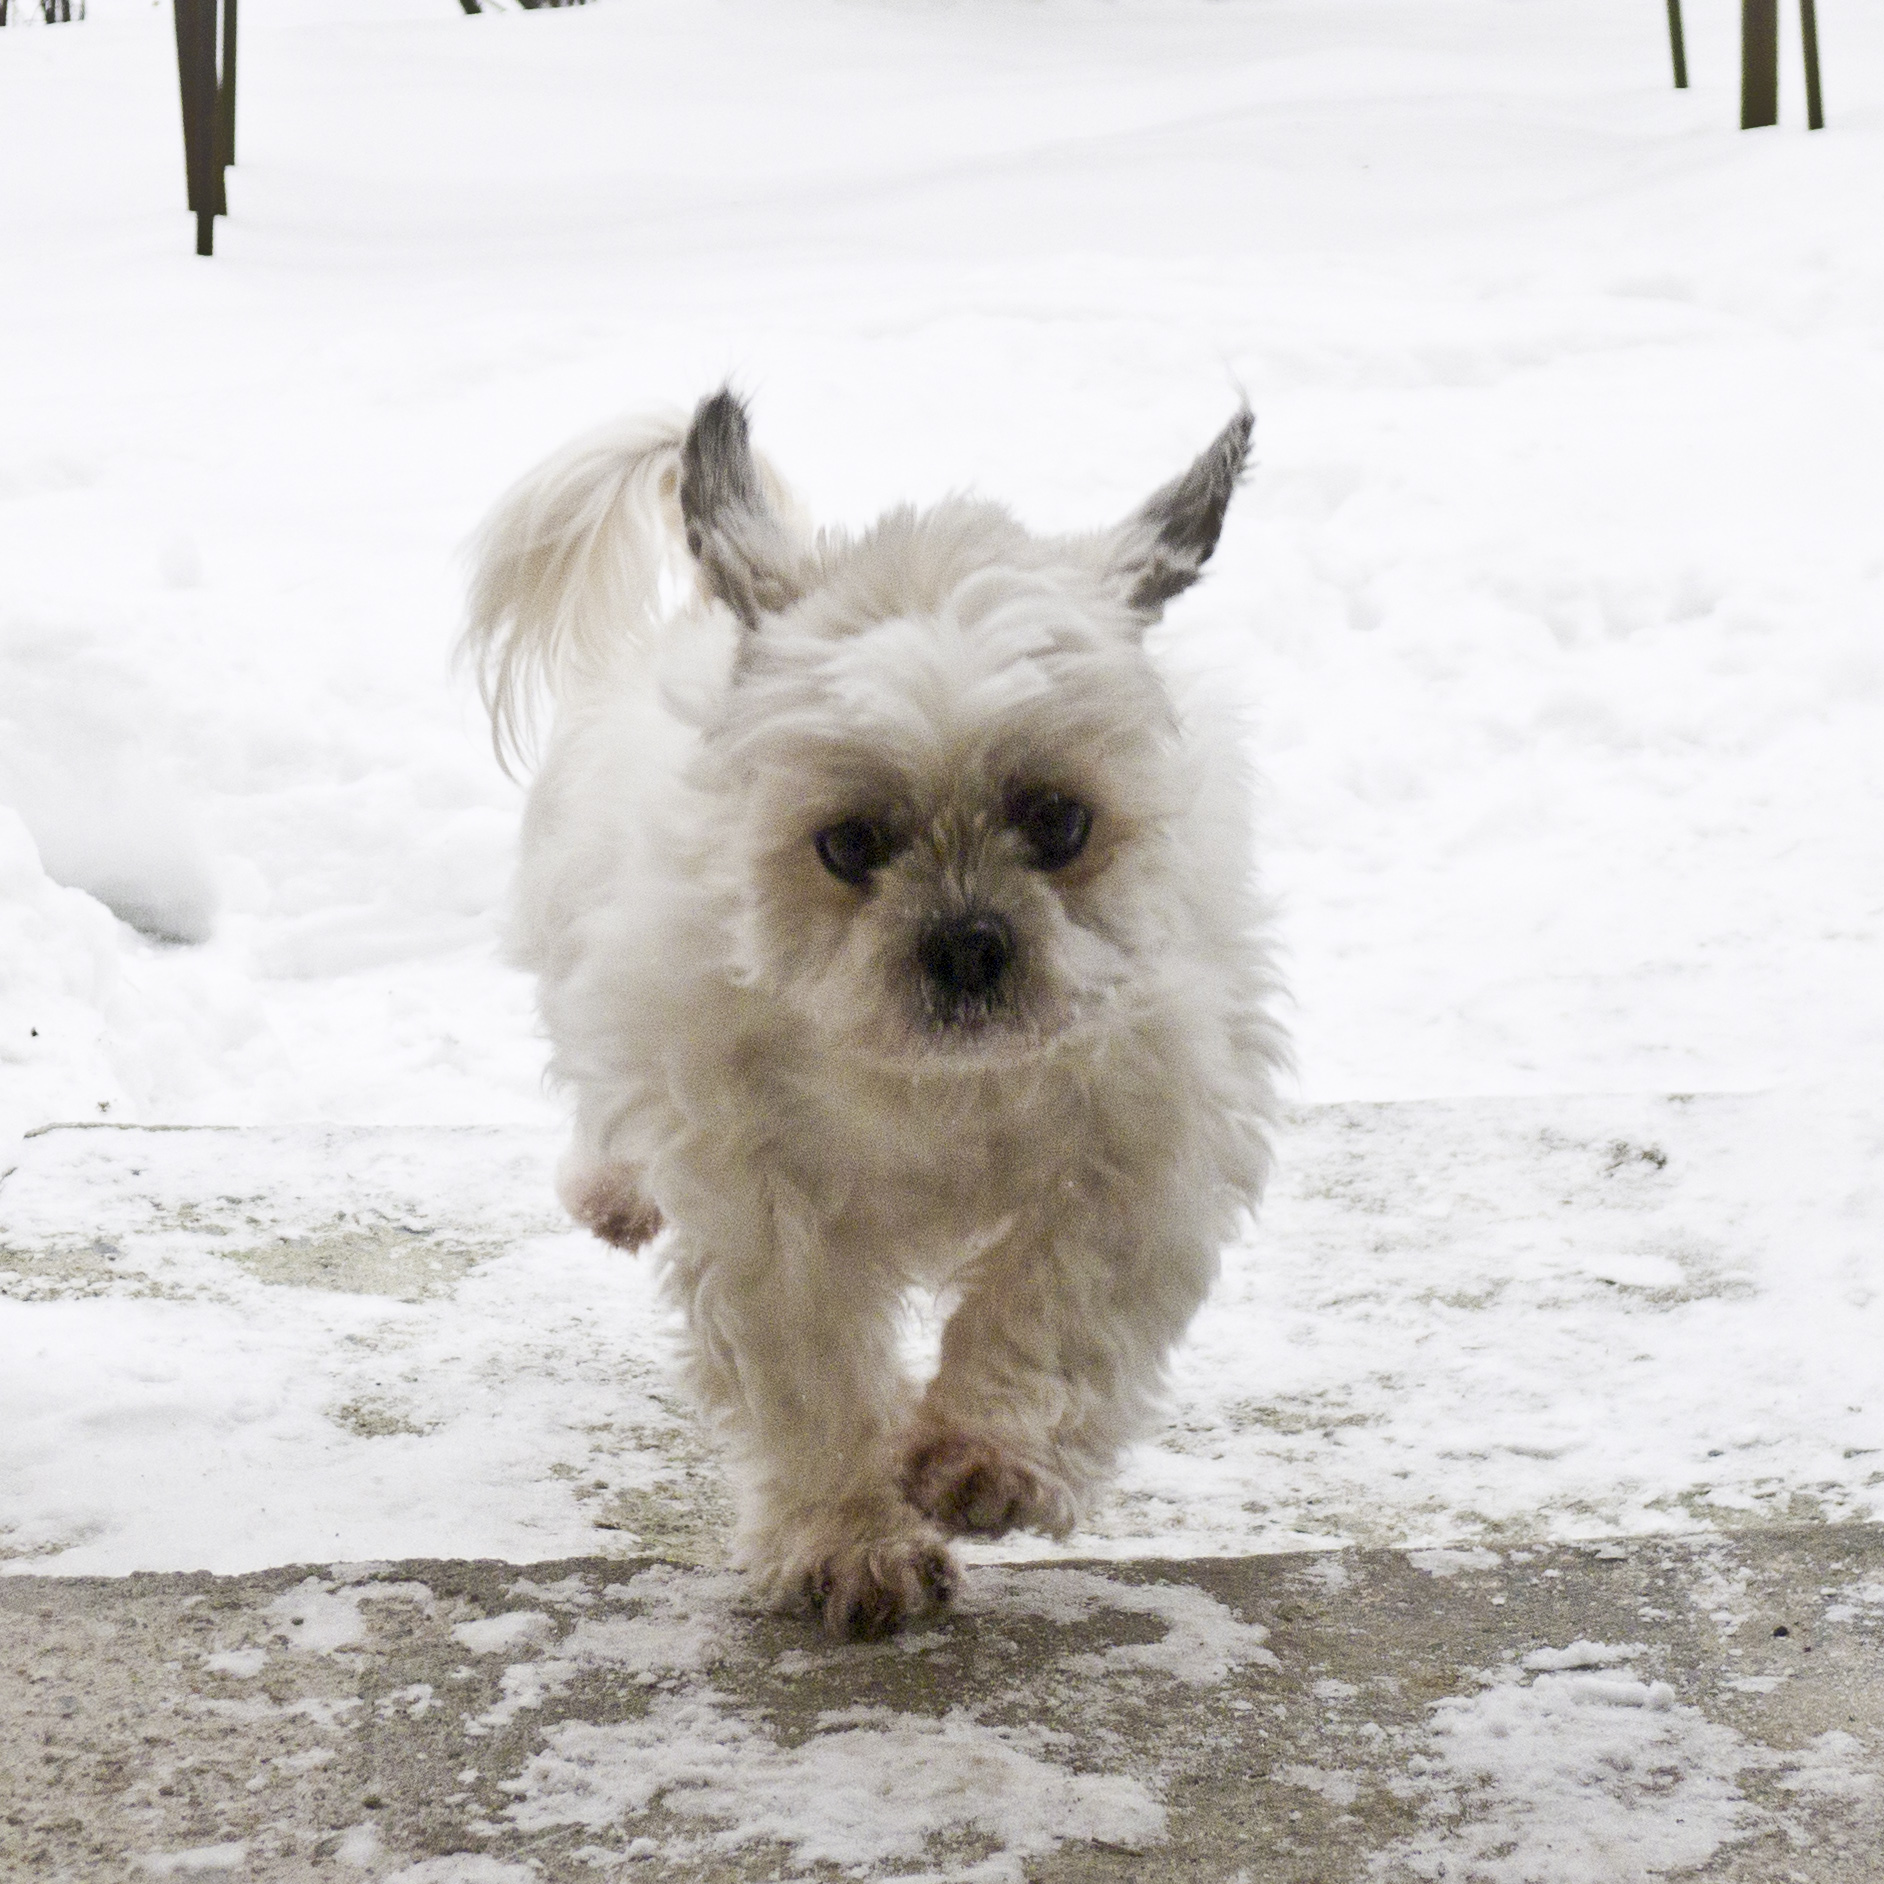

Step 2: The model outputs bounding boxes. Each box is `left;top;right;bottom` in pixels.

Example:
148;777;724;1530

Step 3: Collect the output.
679;389;811;629
1105;405;1253;623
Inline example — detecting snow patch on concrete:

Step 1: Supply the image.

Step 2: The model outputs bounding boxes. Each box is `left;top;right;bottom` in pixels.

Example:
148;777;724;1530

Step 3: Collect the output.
451;1611;555;1657
264;1576;434;1655
457;1560;1270;1878
972;1566;1277;1684
1407;1547;1502;1579
1376;1642;1881;1883
202;1647;268;1677
382;1860;534;1884
137;1846;248;1877
505;1696;1163;1882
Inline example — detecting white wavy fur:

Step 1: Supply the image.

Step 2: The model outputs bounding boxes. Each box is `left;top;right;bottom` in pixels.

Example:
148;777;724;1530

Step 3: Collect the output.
464;396;1286;1637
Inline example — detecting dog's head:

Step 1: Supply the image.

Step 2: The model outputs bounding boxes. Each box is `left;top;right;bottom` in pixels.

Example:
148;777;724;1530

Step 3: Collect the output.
685;392;1251;1065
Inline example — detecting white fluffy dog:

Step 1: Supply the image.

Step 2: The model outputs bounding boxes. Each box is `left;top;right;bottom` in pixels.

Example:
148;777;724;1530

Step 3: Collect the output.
463;391;1285;1638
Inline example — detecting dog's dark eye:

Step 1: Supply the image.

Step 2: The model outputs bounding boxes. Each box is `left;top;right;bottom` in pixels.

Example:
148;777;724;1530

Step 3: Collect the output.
1009;789;1092;871
814;818;903;887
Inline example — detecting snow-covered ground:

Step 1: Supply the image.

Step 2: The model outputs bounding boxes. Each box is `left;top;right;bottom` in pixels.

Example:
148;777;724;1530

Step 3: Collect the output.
5;1091;1881;1576
4;0;1883;1578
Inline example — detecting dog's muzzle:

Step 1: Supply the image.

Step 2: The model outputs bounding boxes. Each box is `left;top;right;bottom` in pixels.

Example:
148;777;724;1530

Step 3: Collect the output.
918;912;1014;1021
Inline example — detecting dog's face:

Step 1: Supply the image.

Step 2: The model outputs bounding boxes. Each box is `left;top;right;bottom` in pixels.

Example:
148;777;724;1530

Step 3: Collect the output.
682;396;1251;1064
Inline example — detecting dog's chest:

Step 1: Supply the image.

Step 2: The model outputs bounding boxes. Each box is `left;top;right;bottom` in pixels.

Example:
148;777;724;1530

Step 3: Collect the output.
776;1058;1075;1249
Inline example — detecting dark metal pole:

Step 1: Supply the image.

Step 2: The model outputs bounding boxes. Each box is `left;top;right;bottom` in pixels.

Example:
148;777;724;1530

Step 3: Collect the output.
1800;0;1825;129
1741;0;1779;129
174;0;220;254
208;0;227;217
1666;0;1688;89
218;0;237;169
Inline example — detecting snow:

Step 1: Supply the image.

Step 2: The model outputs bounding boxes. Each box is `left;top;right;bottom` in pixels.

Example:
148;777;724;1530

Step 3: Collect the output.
137;1846;251;1878
0;633;219;944
1120;1090;1884;1558
451;1609;557;1656
2;0;1882;1598
6;0;1883;1133
1377;1641;1877;1882
506;1697;1164;1880
121;1553;1874;1882
256;1559;1273;1881
263;1574;439;1653
4;1092;1879;1573
381;1862;532;1884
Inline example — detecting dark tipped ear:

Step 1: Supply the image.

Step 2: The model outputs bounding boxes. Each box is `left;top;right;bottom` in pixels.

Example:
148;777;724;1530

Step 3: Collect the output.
1108;405;1253;620
678;389;810;628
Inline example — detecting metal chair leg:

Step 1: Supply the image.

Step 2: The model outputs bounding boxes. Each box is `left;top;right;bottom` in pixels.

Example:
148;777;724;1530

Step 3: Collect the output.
1801;0;1825;129
1741;0;1779;129
174;0;220;253
218;0;237;172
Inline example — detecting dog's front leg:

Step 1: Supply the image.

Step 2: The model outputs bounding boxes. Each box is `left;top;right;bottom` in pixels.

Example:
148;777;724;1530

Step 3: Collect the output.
667;1211;956;1640
901;1197;1219;1541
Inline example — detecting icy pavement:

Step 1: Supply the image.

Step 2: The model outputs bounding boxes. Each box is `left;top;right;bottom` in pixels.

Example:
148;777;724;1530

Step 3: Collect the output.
3;1099;1879;1578
5;1529;1880;1883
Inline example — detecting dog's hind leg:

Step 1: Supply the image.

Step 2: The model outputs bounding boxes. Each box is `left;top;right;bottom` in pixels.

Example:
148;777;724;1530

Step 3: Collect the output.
666;1205;957;1641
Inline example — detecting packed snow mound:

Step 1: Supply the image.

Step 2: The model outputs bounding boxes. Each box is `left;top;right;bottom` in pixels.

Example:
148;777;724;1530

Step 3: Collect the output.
0;808;135;1146
0;617;219;944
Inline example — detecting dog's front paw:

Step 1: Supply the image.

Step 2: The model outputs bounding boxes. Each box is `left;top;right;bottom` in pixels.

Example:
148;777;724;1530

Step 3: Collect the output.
802;1533;958;1642
900;1431;1077;1541
559;1163;663;1251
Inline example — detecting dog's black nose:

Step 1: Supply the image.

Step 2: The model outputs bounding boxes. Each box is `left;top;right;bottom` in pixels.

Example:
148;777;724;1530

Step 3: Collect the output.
919;914;1014;1007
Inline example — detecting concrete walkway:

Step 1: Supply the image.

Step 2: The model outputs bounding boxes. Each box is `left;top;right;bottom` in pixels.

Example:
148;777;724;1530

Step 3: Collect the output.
6;1527;1880;1882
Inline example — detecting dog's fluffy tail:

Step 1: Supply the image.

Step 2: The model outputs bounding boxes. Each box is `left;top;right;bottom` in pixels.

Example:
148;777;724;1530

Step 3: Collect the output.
461;411;690;777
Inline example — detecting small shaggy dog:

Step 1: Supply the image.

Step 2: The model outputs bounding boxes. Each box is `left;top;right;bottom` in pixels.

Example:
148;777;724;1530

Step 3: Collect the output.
464;391;1285;1637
